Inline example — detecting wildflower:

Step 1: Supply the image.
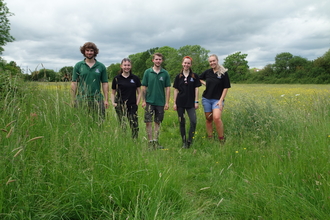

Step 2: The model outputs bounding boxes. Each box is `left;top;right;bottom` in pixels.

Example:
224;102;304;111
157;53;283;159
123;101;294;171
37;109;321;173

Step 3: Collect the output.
235;151;238;153
281;94;285;97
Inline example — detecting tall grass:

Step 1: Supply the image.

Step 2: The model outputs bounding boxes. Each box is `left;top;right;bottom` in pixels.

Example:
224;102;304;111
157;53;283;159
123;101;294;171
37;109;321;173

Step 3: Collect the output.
1;83;329;219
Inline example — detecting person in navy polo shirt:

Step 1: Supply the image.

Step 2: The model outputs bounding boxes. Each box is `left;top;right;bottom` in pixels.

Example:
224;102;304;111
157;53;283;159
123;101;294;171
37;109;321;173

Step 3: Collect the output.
199;54;231;144
173;56;201;148
111;58;141;139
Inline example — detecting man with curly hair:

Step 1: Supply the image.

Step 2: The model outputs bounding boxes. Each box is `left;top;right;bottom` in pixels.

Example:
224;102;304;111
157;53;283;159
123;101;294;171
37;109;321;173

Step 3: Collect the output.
71;42;109;118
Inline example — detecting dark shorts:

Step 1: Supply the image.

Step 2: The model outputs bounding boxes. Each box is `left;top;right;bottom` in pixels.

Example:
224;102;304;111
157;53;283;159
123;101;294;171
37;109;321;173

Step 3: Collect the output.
144;103;164;123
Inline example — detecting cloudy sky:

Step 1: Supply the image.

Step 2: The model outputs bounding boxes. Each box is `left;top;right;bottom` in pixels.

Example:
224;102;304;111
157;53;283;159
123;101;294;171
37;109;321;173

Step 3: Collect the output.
2;0;330;73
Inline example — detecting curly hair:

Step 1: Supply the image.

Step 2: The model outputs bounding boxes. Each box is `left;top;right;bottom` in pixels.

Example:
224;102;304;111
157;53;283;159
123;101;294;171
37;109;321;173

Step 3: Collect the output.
80;42;99;57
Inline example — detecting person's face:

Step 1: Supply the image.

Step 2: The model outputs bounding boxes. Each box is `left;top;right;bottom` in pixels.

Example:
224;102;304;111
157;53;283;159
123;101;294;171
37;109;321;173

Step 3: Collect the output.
152;55;163;67
208;56;218;69
121;61;132;74
84;48;95;59
182;58;192;71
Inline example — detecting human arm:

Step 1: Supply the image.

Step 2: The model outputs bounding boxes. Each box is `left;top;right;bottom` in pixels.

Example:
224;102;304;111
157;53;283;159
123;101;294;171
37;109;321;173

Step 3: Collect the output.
136;87;141;106
173;88;178;111
164;86;170;110
141;86;147;108
111;89;117;107
70;82;77;106
194;87;199;109
216;88;228;110
102;82;109;109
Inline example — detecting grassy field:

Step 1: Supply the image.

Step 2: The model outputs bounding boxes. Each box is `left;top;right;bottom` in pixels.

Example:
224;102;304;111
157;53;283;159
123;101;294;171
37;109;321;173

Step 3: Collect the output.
1;82;330;219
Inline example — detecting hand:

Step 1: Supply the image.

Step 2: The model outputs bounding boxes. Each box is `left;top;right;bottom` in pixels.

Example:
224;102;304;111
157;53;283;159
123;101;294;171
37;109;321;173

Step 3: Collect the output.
195;103;199;109
173;104;177;111
216;101;223;110
164;103;169;110
142;101;146;108
104;100;109;109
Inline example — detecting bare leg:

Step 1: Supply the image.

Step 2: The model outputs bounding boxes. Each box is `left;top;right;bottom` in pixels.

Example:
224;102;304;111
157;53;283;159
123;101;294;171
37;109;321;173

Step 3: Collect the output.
212;109;224;138
146;122;153;141
204;112;213;137
154;122;160;141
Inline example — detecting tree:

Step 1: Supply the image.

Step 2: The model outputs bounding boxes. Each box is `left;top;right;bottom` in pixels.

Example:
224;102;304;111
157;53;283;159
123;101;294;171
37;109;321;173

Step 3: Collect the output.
30;69;57;82
223;51;249;82
107;63;121;80
273;52;293;76
177;45;210;74
0;0;15;54
129;47;158;79
152;46;180;79
59;66;73;81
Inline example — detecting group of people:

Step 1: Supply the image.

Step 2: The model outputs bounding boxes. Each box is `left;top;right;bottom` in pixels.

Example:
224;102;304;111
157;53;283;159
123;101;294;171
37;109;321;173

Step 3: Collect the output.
71;42;231;149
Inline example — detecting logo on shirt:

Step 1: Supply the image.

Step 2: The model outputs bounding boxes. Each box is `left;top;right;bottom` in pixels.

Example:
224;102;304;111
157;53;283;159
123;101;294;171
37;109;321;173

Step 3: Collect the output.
190;78;194;82
130;79;135;83
159;77;164;81
95;69;100;73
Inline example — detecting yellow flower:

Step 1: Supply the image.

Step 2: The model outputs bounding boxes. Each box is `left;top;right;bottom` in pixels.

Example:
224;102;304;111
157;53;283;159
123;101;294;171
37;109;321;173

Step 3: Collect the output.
235;151;238;153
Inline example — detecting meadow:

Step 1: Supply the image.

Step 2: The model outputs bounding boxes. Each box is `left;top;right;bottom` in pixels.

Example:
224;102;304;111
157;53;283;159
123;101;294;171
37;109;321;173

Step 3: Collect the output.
1;82;330;219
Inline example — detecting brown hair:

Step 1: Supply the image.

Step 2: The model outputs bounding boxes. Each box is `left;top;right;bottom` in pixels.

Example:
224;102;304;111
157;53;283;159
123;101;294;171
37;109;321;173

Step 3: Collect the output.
180;56;196;79
152;52;164;60
120;58;132;74
80;42;99;57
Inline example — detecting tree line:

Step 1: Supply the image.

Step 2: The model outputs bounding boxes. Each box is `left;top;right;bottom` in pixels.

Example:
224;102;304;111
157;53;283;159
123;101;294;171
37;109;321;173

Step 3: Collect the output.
1;0;329;84
1;46;329;85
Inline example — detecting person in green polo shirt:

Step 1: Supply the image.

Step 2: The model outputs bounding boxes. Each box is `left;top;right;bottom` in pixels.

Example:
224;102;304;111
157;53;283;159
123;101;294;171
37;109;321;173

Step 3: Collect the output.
71;42;109;118
141;53;171;149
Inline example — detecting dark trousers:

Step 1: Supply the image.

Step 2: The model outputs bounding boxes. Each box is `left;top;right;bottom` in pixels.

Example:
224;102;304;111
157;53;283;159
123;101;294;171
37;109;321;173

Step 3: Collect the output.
115;104;139;138
177;107;197;143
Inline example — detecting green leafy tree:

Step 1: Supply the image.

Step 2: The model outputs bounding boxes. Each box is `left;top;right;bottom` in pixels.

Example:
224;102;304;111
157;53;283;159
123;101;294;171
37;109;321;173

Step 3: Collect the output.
107;63;121;80
311;49;330;83
313;49;330;73
274;52;293;76
177;45;210;74
0;0;15;54
59;66;73;81
129;47;158;79
30;69;57;82
151;46;179;79
223;51;249;82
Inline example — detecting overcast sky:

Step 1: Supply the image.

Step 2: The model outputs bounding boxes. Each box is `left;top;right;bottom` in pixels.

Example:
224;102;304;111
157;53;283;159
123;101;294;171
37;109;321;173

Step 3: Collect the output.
2;0;330;73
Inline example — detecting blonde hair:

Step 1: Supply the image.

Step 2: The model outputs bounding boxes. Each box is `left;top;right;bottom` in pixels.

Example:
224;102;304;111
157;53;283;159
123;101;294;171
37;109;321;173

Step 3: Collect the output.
209;54;228;77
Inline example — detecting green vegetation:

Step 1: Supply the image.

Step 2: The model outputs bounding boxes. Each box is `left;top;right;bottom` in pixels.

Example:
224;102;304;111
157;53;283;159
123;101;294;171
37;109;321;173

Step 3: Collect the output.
0;0;15;55
1;81;329;219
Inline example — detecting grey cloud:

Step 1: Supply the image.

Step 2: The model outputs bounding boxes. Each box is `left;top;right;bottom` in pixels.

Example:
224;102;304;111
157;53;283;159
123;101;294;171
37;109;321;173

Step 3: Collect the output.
3;0;330;71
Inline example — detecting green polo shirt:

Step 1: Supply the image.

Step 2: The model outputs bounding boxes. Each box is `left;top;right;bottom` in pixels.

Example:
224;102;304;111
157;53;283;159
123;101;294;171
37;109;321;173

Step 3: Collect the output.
141;67;171;106
72;59;108;101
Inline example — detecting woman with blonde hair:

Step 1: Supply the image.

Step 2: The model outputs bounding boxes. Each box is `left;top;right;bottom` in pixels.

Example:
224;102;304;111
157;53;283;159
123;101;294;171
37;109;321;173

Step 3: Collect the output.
199;54;231;144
